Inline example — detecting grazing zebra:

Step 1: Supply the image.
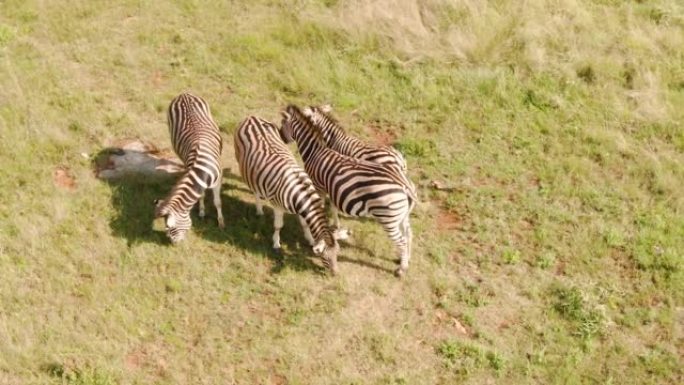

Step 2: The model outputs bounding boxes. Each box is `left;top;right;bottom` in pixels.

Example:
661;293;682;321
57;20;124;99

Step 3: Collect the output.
280;105;417;277
301;104;407;172
154;93;224;243
234;115;339;274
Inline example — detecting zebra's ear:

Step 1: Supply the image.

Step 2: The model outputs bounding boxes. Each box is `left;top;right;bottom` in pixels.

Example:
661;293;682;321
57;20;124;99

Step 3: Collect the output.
319;104;333;113
154;200;167;217
301;106;314;117
280;110;291;121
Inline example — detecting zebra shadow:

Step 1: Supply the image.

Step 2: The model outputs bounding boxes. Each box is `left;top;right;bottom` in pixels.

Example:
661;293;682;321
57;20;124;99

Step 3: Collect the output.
93;147;181;246
222;170;398;275
195;178;328;275
94;147;393;275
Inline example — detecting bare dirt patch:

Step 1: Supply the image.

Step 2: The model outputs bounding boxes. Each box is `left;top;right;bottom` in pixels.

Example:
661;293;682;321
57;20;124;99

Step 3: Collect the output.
124;343;169;378
53;167;76;191
436;206;461;231
269;372;288;385
124;349;144;371
149;70;166;89
366;122;399;146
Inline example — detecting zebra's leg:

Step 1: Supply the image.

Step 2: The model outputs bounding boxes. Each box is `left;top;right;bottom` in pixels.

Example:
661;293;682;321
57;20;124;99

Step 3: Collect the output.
272;208;284;251
212;183;225;229
331;204;340;228
255;194;264;216
298;215;315;246
321;191;349;240
330;205;350;240
399;215;412;276
379;219;409;277
198;190;206;219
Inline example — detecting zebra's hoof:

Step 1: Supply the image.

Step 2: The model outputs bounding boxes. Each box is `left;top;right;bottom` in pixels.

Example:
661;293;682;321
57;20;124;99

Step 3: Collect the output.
273;247;283;255
394;267;406;278
218;219;225;229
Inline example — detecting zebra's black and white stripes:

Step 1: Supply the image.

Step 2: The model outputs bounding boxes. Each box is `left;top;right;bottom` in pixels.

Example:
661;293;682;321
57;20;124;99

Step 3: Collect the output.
280;105;417;277
234;115;340;274
154;93;224;243
301;104;407;172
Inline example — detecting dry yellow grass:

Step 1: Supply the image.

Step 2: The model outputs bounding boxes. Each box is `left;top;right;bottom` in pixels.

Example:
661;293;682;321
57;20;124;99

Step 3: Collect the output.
0;0;682;384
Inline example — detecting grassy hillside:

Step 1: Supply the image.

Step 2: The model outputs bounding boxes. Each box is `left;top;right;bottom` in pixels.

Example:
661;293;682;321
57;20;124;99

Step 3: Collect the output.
0;0;682;384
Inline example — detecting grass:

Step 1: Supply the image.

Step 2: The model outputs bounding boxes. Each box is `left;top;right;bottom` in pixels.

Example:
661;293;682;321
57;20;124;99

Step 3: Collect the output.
0;0;683;384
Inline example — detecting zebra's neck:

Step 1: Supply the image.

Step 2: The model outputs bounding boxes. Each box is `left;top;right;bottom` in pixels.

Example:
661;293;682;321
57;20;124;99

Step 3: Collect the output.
163;169;204;213
315;115;367;155
302;202;335;247
293;120;325;164
316;116;343;147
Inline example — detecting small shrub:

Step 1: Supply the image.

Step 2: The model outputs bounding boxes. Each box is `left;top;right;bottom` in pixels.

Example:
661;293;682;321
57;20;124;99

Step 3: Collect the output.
42;362;116;385
394;138;436;158
437;340;485;375
603;228;626;248
486;350;505;372
578;309;604;339
502;249;521;265
553;286;585;321
535;252;555;269
577;65;596;84
0;24;14;47
552;285;605;340
437;340;505;376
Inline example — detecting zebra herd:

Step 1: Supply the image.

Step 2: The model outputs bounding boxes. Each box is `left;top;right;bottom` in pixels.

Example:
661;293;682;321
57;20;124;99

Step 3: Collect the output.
155;93;417;277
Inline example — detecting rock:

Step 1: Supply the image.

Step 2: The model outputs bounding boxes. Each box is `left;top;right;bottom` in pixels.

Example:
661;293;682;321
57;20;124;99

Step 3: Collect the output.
429;180;445;190
95;139;184;181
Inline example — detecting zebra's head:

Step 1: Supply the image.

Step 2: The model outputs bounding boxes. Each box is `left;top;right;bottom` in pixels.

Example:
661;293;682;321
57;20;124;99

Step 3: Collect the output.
280;104;325;146
279;105;299;144
154;199;191;244
312;237;339;276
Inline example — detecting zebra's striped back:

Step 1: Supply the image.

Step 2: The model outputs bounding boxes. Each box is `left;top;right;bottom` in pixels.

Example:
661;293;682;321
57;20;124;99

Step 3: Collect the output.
155;93;223;243
282;105;416;209
280;105;416;276
234;116;339;272
301;105;408;173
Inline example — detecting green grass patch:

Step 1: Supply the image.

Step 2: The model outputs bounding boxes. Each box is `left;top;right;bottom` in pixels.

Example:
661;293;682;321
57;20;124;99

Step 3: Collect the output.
437;339;505;377
0;0;682;384
551;285;605;340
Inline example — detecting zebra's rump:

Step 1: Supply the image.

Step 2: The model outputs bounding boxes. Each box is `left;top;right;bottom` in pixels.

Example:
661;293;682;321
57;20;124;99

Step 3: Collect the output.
307;152;416;216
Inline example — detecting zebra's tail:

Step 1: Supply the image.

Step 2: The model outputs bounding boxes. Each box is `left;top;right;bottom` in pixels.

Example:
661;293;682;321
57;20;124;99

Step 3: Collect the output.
404;180;419;205
392;167;418;204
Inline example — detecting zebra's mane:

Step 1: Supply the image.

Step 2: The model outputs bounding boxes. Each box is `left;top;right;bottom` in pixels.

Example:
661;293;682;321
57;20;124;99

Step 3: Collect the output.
310;106;341;127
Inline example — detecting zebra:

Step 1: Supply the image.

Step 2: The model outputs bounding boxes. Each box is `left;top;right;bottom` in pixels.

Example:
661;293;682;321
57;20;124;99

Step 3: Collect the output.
301;104;407;172
154;92;224;243
280;105;417;277
234;115;340;274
